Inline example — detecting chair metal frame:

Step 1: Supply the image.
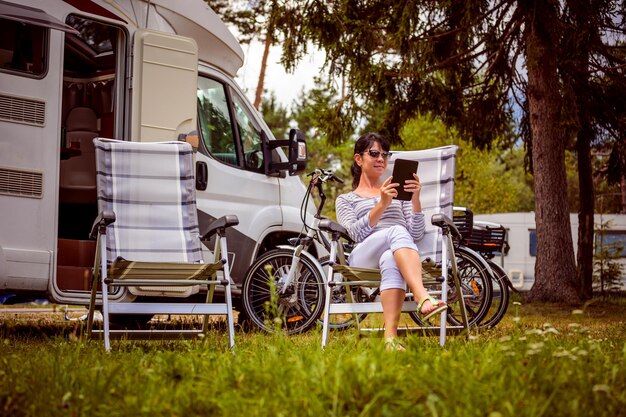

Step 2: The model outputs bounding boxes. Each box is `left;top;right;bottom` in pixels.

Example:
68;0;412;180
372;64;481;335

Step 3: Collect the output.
318;145;471;348
85;138;238;351
319;214;470;348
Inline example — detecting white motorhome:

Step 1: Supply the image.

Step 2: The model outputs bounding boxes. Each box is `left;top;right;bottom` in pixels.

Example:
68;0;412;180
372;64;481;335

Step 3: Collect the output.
0;0;312;307
473;212;626;291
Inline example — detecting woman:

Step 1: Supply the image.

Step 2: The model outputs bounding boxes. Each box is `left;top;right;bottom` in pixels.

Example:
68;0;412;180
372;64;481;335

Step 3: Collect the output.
335;132;447;350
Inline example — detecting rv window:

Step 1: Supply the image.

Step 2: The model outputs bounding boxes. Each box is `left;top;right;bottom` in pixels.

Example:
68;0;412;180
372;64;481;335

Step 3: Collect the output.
231;93;264;172
595;231;626;258
197;76;239;166
65;15;113;54
0;18;47;77
529;229;537;257
64;15;118;74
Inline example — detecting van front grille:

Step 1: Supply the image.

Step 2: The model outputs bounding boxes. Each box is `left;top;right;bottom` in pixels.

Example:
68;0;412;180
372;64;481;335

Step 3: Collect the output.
0;94;45;126
0;167;43;198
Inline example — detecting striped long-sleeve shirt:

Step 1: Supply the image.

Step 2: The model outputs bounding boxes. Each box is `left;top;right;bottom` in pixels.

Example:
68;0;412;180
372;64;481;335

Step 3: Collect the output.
335;192;426;243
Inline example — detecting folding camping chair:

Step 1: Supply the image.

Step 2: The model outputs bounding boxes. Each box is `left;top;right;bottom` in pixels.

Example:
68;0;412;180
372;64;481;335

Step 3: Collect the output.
86;138;238;351
319;145;470;348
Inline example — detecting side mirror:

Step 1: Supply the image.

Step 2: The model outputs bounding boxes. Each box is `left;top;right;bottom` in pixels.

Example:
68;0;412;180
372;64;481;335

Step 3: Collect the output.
178;130;199;152
262;128;307;176
288;128;307;175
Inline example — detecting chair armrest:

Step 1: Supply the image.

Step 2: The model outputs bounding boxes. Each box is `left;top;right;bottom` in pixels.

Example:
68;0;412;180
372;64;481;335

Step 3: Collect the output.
201;215;239;240
89;210;116;239
319;219;353;243
431;213;462;241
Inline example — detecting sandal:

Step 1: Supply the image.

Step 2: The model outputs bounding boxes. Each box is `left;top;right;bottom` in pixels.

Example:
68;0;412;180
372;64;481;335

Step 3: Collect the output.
384;337;406;352
416;295;447;321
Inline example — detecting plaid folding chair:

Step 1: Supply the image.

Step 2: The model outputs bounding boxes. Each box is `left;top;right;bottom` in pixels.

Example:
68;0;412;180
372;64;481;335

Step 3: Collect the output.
320;145;470;347
86;138;238;350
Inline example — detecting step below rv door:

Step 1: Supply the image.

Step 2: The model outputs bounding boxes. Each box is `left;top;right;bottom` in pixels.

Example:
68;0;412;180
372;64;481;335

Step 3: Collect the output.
132;29;198;142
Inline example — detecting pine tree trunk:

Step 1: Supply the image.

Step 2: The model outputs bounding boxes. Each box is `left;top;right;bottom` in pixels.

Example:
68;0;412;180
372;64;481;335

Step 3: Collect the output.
569;0;594;301
254;30;272;110
523;0;581;304
576;108;595;301
621;176;626;214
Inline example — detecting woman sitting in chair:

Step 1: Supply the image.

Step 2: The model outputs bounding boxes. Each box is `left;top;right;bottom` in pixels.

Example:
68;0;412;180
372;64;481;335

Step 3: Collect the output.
335;132;447;350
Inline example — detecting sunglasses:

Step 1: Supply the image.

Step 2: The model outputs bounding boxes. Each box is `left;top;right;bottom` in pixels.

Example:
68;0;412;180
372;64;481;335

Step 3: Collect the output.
362;149;393;159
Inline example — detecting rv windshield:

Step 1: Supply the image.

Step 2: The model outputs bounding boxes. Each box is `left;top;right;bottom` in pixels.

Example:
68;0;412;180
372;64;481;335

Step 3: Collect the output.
197;76;239;166
232;94;263;172
197;74;267;173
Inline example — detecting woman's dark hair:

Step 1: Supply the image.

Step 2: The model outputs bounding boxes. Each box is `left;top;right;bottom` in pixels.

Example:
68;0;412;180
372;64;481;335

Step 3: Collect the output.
351;132;391;189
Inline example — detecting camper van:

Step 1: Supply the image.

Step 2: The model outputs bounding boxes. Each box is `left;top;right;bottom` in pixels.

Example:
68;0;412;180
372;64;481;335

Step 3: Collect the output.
473;212;626;291
0;0;312;307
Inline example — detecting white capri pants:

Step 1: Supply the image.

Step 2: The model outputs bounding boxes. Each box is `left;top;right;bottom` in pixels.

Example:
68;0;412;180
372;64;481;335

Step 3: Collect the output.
348;225;419;292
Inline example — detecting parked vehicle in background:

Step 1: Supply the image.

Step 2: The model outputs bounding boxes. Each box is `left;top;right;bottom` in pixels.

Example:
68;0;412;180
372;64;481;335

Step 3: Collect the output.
473;212;626;291
0;0;312;311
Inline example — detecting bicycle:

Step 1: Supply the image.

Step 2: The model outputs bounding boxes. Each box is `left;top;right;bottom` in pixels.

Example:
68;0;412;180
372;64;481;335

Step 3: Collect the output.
468;220;515;328
454;207;515;328
336;231;495;328
241;169;345;334
329;209;496;329
242;169;494;333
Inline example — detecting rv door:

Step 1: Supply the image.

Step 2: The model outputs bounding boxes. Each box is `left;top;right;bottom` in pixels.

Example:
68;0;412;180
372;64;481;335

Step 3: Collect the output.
131;29;198;142
0;2;76;293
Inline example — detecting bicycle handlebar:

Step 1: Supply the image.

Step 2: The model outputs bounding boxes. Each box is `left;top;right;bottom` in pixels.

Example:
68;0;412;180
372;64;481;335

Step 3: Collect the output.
307;168;344;184
301;168;344;227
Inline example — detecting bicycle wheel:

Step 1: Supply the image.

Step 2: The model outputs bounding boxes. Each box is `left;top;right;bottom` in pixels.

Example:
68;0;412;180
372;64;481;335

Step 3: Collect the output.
447;246;493;326
242;249;325;334
316;257;372;330
410;246;493;327
479;259;510;329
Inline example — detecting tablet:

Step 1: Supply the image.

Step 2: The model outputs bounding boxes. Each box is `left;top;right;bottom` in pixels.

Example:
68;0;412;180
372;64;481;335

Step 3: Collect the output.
391;158;419;201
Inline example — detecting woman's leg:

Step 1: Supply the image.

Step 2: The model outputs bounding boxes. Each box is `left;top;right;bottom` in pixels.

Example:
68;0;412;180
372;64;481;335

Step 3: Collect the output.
393;248;442;314
378;225;444;315
348;229;393;268
380;288;405;338
379;250;407;342
352;235;408;342
350;227;444;334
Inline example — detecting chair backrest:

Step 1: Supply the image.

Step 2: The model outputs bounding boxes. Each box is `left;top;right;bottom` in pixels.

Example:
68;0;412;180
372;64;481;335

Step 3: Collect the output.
59;107;99;202
94;138;203;264
385;145;457;262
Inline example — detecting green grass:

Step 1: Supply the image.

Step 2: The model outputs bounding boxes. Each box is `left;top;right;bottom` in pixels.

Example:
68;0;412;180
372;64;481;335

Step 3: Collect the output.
1;300;625;417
